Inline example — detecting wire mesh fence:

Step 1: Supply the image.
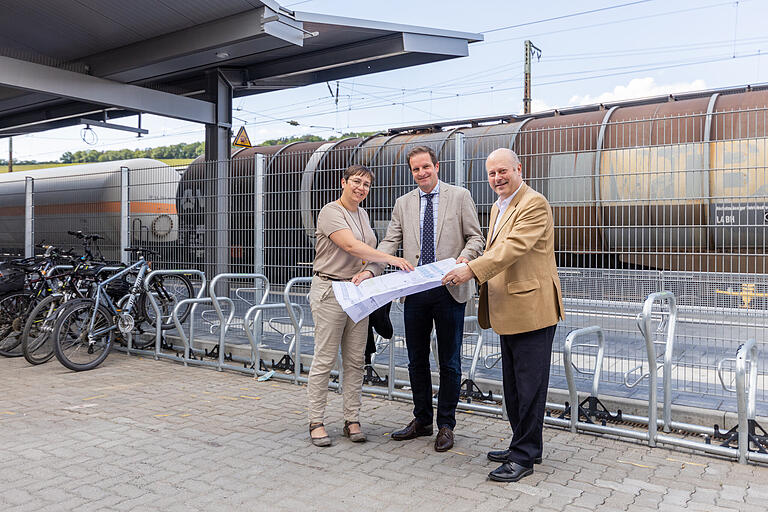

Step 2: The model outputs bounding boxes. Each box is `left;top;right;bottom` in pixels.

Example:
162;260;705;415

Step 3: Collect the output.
2;105;766;414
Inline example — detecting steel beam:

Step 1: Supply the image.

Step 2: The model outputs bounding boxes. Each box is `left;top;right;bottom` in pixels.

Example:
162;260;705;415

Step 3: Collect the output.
78;118;148;135
241;32;471;92
87;8;304;83
0;102;134;137
0;56;215;124
204;70;232;279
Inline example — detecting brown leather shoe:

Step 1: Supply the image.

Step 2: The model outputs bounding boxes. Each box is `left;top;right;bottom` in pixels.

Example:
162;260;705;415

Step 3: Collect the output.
390;419;433;441
434;426;454;452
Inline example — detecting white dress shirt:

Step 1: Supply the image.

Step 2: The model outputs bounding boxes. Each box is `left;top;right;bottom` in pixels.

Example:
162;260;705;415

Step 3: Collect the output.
491;181;523;239
419;181;440;254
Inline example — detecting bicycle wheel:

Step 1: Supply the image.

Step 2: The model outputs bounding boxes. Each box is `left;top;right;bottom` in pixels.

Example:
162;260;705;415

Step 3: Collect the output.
22;294;64;365
142;274;194;330
52;298;114;371
0;291;36;357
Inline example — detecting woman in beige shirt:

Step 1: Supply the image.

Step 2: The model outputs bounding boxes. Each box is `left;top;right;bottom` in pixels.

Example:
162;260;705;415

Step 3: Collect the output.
308;164;413;446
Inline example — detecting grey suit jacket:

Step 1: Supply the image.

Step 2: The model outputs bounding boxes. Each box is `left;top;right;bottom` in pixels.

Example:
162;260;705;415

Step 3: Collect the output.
366;181;484;303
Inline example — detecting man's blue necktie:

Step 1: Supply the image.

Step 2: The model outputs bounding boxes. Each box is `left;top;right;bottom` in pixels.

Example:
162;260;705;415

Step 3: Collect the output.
421;193;435;265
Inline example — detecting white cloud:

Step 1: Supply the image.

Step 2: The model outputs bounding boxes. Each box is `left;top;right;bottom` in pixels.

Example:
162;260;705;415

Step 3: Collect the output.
568;77;708;106
529;98;556;114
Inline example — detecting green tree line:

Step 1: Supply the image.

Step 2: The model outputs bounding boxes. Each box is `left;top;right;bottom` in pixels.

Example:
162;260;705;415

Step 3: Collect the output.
60;142;205;163
55;132;377;163
259;132;377;146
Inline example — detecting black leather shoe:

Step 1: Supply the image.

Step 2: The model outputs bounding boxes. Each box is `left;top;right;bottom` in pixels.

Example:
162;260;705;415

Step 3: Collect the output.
486;449;542;465
488;462;533;482
434;426;454;452
390;419;433;441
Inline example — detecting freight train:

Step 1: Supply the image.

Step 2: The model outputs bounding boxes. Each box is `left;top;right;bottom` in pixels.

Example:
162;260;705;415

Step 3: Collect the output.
176;86;768;299
0;86;766;308
0;159;181;259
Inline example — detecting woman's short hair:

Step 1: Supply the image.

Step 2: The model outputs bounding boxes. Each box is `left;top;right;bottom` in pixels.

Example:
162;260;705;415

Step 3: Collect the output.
343;164;375;183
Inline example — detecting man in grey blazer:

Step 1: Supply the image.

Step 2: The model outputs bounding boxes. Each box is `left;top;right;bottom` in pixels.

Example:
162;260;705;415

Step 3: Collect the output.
355;145;484;451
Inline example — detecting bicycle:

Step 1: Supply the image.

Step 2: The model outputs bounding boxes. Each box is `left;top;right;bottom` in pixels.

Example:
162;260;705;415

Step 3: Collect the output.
0;245;75;357
52;247;194;371
20;232;123;364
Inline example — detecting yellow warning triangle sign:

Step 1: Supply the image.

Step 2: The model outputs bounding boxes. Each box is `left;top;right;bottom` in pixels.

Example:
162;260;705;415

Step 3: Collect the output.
233;126;252;148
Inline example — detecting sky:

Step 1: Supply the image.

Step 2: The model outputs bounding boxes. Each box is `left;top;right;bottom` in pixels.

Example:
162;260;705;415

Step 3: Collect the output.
6;0;768;163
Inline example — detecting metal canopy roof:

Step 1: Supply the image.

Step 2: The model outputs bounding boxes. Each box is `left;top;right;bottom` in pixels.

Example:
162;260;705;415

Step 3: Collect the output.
0;0;481;138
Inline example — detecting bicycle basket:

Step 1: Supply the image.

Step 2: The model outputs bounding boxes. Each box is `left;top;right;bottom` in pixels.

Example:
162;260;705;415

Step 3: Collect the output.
0;264;24;293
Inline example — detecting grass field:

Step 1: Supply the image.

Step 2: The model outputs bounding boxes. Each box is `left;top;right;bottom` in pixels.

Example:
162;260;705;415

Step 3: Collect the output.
0;159;195;173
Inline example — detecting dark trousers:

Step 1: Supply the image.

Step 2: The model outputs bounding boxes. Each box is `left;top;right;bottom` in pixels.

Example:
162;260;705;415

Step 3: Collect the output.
403;286;465;429
500;324;557;467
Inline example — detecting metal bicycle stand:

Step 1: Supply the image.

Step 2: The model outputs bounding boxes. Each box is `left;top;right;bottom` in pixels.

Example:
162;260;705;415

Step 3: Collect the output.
140;269;207;363
283;277;312;384
563;326;621;432
208;273;269;371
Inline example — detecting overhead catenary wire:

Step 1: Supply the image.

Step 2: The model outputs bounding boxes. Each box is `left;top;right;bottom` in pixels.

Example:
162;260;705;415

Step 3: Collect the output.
22;43;765;162
13;1;766;161
232;51;767;130
477;0;751;47
481;0;654;34
237;26;768;125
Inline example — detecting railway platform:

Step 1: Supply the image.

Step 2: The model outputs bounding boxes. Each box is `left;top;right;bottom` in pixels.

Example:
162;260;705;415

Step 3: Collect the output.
2;353;767;512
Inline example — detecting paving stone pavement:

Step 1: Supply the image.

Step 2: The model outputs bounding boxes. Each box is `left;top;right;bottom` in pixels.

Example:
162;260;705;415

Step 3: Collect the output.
2;353;767;512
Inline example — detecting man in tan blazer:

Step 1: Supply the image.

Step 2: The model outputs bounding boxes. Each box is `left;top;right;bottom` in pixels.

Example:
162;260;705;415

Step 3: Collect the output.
443;147;563;482
356;145;484;452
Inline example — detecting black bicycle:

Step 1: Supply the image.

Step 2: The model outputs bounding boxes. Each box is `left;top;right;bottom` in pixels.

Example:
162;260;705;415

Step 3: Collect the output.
0;245;74;357
20;232;123;365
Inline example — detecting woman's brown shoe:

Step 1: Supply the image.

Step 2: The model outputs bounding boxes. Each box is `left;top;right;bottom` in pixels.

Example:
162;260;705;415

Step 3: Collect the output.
343;421;367;443
309;422;331;447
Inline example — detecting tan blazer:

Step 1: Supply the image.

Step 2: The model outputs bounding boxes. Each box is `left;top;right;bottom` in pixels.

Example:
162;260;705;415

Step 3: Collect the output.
366;181;484;304
467;183;564;335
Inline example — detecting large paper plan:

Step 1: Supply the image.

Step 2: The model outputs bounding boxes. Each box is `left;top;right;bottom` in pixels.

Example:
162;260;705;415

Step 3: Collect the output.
332;258;465;322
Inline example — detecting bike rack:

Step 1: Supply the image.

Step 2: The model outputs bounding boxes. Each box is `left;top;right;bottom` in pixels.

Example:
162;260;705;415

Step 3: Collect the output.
95;266;125;277
140;269;207;363
714;339;768;464
362;336;391;388
243;302;304;379
562;326;621;432
636;291;678;442
283;277;312;384
208;273;270;372
47;264;73;275
459;316;494;402
736;339;768;464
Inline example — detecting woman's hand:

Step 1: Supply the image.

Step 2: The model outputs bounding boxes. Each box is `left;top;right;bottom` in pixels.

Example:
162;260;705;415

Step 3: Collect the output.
388;256;414;272
352;270;374;285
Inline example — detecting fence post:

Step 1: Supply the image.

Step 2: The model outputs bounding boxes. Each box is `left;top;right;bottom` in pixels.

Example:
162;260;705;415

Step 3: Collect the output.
254;154;265;275
254;153;266;344
216;159;229;277
24;177;34;258
454;132;465;188
120;166;129;264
